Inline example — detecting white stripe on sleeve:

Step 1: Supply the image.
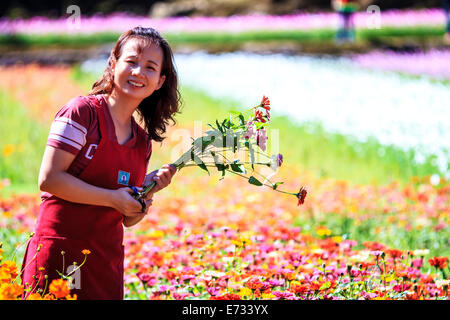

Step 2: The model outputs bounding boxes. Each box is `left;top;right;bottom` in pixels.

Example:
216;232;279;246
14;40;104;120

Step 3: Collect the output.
48;117;87;150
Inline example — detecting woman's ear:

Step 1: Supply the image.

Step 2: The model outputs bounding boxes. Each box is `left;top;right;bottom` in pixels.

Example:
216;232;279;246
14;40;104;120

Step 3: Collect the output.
157;75;166;90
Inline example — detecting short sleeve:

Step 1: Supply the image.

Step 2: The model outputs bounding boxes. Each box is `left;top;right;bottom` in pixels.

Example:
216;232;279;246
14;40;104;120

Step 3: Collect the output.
46;96;94;156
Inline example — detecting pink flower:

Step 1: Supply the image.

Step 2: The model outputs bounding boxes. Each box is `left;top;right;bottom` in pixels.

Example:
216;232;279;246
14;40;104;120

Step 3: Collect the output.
206;286;221;296
411;258;423;269
256;128;268;151
273;291;295;300
243;121;256;140
172;292;189;300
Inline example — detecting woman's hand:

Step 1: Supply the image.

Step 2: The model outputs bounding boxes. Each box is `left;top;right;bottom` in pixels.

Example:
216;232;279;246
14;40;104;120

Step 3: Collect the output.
143;164;177;198
110;187;148;217
122;189;154;227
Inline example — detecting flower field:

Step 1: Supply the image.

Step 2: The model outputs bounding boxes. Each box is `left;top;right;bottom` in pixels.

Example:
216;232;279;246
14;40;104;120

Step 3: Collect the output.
351;49;450;80
0;9;447;48
1;165;449;300
0;9;446;35
0;59;449;300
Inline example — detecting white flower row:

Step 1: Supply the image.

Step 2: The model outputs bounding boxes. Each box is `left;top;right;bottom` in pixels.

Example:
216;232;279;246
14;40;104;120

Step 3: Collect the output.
81;52;450;177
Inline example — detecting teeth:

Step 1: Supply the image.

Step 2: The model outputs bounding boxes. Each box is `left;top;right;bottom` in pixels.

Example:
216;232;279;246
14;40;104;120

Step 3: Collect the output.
128;80;144;87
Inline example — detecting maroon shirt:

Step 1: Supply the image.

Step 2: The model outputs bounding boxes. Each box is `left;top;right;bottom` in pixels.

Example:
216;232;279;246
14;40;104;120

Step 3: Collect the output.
43;94;152;199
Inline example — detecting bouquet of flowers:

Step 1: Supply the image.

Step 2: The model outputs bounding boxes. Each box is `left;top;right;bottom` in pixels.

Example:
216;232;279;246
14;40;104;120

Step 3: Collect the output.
133;96;307;206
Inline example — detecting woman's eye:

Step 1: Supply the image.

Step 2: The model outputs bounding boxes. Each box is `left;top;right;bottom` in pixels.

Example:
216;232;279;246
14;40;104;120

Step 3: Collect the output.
127;60;136;64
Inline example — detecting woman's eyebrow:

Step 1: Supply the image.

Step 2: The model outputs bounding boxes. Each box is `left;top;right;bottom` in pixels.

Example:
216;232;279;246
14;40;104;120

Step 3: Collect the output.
147;59;159;66
124;54;158;66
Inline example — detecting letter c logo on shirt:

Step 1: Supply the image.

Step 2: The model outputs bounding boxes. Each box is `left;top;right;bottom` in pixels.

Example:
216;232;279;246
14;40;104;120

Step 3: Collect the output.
85;143;98;160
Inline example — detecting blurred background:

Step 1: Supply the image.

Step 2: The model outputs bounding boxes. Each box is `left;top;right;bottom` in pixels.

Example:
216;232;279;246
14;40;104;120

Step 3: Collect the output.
1;0;448;193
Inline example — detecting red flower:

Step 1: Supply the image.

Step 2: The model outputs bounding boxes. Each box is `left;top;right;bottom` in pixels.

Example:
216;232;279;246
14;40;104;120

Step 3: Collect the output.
428;257;448;269
210;293;242;300
245;277;264;290
260;95;270;110
362;241;386;251
290;283;309;295
296;187;307;206
254;109;266;123
386;249;403;260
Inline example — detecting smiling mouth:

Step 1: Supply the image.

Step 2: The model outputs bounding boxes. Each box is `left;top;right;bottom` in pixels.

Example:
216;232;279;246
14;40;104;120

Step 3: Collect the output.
128;80;145;88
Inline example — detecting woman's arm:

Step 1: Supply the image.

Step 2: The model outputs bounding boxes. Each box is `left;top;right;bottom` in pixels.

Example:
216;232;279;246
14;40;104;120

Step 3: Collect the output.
39;146;143;217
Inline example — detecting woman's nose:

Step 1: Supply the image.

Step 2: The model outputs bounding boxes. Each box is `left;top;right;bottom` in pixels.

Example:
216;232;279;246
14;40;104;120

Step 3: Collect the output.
131;65;143;75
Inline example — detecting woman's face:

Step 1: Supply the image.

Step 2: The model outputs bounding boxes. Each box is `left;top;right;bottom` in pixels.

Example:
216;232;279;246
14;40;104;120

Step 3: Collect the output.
112;38;166;101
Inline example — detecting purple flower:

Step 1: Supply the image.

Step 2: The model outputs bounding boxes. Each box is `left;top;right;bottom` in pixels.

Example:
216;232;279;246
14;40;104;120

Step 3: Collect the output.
270;153;283;170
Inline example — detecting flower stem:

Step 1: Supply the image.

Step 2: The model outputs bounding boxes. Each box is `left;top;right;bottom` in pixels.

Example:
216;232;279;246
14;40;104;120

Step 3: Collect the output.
65;254;87;278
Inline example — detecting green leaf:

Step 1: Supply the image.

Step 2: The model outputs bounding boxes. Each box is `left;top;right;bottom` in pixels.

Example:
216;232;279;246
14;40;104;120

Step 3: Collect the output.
230;163;246;174
193;135;216;153
215;120;224;134
272;182;284;190
192;154;209;175
215;163;229;171
248;176;263;186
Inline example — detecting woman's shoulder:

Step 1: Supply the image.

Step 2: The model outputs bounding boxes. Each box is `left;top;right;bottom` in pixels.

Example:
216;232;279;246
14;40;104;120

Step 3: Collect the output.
54;95;101;131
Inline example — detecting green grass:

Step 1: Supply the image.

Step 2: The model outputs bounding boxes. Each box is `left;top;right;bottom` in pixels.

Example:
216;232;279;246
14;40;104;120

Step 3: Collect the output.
0;25;446;49
0;90;46;197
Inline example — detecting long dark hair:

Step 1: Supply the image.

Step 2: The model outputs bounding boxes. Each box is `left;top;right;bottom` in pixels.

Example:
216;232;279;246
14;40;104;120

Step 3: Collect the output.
89;26;181;142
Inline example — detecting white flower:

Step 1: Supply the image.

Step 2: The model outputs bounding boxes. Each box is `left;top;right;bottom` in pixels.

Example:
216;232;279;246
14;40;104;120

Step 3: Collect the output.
413;249;429;256
435;279;450;288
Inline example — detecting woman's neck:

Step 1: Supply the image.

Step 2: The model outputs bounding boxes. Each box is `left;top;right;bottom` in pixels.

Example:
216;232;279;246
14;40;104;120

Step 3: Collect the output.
106;91;141;126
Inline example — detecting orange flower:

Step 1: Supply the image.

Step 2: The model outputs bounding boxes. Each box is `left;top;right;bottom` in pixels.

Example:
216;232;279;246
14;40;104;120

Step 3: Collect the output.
48;279;71;299
0;282;24;300
82;249;91;255
27;293;43;300
65;294;77;300
0;261;19;280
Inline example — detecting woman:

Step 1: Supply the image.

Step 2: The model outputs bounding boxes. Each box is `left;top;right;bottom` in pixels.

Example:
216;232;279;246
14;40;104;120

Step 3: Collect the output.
21;26;179;300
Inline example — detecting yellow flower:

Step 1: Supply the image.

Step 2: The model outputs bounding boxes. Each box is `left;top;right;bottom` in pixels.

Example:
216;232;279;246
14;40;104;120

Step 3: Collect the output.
239;287;252;298
381;274;395;283
2;144;15;157
332;236;342;243
316;226;332;237
65;294;77;300
148;230;164;239
1;211;12;218
261;292;276;299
